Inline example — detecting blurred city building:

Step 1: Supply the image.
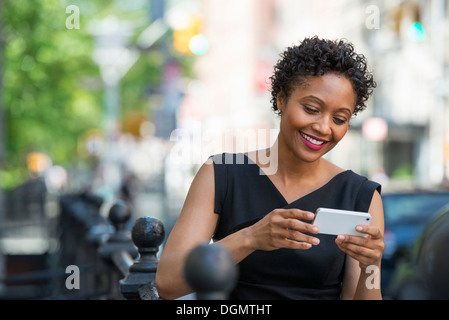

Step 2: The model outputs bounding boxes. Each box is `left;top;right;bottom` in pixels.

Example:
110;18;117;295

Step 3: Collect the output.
360;0;449;190
176;0;449;191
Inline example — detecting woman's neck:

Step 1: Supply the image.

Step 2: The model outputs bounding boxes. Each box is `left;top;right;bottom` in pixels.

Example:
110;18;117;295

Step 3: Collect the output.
257;137;324;185
283;139;322;174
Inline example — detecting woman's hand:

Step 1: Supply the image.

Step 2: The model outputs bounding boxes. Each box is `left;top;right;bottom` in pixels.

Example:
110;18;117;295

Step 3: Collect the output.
335;225;385;269
247;208;320;251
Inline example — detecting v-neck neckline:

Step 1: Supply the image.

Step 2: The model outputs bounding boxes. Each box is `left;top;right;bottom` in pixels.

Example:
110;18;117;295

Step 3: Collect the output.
242;153;351;206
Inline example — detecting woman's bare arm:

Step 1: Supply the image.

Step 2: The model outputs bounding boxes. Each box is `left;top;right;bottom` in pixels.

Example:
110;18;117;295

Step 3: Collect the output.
155;160;219;299
155;159;262;299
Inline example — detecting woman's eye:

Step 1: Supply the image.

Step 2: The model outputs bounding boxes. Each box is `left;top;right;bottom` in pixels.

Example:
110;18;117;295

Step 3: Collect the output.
304;106;318;114
333;117;347;125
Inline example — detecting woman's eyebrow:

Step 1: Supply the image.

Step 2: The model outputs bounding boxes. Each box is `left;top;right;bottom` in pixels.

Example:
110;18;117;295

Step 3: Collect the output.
337;107;353;115
301;95;324;104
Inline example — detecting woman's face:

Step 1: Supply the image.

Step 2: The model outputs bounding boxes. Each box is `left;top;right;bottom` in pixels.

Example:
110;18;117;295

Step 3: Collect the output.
277;73;356;163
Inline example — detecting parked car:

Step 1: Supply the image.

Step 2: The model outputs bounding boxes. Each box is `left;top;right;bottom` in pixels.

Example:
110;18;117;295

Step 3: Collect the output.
380;191;449;296
387;203;449;299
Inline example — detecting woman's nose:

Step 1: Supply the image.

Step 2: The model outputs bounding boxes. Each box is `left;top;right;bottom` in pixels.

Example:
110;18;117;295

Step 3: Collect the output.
311;116;332;136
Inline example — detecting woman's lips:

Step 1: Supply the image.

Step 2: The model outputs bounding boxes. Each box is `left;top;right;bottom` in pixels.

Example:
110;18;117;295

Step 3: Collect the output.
299;131;328;151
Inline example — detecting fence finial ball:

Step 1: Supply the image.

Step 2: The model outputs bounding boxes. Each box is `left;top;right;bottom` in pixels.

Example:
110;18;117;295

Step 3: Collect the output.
120;216;165;300
184;243;238;299
131;216;165;251
108;200;131;226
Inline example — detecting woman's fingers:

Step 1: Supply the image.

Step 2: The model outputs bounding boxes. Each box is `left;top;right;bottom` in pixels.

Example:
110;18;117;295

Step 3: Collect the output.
252;208;320;251
277;209;320;245
279;215;319;233
335;225;385;268
284;227;321;245
284;239;314;250
279;208;316;221
336;242;381;268
356;225;383;239
276;209;318;233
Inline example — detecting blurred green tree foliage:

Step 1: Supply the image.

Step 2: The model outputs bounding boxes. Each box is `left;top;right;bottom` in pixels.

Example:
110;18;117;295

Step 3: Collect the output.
1;0;166;188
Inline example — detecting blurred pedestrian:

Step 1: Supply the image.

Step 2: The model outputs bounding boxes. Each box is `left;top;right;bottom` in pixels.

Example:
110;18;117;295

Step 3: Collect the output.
156;37;384;300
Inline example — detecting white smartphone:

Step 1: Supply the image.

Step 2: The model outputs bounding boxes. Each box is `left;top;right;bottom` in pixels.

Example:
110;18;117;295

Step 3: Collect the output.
312;208;372;236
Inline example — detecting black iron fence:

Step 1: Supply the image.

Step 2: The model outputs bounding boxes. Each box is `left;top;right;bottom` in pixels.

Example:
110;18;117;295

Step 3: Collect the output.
0;180;237;300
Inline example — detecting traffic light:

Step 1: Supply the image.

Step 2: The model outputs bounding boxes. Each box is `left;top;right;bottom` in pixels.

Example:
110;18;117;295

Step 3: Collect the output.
408;2;426;42
408;21;426;42
391;2;426;42
173;14;209;55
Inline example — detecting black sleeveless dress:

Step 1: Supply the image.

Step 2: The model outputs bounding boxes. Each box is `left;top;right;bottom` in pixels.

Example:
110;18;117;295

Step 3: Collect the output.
211;153;381;300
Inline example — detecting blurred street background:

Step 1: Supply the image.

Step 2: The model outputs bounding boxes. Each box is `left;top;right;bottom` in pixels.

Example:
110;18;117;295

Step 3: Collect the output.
1;0;449;299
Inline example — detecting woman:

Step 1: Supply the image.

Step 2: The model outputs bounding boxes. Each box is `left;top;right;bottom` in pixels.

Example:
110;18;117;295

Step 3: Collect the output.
156;37;385;300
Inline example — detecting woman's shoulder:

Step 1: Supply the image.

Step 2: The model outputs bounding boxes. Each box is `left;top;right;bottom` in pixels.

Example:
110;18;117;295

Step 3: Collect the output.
209;150;269;166
207;152;254;181
344;169;382;196
208;152;248;165
346;169;381;188
322;160;381;193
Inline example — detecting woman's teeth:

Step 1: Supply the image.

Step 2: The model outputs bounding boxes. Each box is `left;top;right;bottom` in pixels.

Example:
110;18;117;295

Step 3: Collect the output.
300;132;325;145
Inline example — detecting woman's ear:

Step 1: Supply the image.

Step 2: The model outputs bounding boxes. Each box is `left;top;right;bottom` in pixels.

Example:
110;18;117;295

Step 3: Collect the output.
276;93;285;115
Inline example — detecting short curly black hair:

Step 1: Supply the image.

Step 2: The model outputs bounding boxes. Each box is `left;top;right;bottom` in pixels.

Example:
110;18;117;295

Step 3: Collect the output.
270;36;376;116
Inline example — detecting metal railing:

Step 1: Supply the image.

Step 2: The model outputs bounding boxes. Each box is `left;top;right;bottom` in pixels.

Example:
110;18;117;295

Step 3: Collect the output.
0;184;238;300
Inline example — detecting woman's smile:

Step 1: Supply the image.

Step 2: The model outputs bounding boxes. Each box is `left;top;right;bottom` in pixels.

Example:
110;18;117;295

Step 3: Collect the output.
299;131;328;151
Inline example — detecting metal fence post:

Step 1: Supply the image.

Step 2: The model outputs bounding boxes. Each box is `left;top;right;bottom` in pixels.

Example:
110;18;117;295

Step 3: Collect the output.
97;200;138;298
98;200;138;262
120;216;165;300
184;243;238;300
